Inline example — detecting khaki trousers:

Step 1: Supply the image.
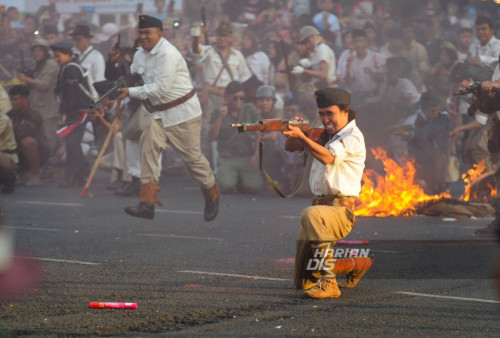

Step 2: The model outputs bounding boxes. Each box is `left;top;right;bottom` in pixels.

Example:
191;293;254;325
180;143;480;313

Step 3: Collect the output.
294;204;356;290
140;116;215;190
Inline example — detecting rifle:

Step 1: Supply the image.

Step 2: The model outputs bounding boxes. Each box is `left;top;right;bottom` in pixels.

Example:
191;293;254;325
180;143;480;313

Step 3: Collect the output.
279;40;296;98
201;6;209;44
89;74;143;109
453;81;500;115
231;119;327;198
230;119;328;145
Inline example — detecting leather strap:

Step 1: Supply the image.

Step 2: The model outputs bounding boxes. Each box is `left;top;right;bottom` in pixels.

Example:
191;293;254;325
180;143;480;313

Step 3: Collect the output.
259;140;308;198
312;195;356;210
145;89;196;112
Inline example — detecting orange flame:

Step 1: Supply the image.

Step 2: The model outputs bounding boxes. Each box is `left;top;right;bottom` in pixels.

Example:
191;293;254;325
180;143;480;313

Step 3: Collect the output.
461;160;497;201
355;148;450;217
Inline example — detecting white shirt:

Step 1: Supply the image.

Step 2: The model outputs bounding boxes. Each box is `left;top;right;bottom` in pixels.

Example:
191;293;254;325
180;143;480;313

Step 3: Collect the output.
311;43;336;84
129;38;202;127
193;45;252;88
309;120;366;196
380;77;421;106
469;36;500;66
348;50;384;93
246;51;272;84
336;49;352;82
74;46;106;82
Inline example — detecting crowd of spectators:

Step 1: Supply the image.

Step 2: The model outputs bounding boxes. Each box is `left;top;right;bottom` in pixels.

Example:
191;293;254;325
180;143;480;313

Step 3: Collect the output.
0;0;499;198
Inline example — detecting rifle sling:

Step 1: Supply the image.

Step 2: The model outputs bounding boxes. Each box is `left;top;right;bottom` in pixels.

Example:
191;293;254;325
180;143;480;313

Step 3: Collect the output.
259;140;308;198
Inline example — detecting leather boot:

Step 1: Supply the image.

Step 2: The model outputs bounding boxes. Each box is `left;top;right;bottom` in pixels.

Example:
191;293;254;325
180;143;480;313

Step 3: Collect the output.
305;276;341;299
201;182;219;222
338;257;373;289
124;183;160;220
115;177;140;197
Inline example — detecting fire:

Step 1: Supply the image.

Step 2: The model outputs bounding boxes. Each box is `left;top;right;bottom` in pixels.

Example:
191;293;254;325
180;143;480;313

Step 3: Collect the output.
461;160;497;201
355;148;450;217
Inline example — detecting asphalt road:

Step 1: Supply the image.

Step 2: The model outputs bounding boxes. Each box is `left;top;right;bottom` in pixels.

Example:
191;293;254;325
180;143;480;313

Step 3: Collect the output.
1;171;499;336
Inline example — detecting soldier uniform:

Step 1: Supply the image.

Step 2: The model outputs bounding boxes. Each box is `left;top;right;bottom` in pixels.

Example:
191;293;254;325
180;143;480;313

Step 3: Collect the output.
284;88;373;299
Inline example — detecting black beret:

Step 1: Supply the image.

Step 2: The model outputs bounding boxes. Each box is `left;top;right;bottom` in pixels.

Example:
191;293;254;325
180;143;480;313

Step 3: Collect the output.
93;80;115;96
138;15;163;30
314;88;351;108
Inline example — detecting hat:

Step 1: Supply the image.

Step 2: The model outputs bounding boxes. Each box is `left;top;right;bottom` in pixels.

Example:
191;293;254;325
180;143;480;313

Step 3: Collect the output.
314;88;351;108
32;38;50;49
97;22;119;42
93;80;115;96
256;85;276;99
70;24;92;38
216;21;233;35
50;39;73;52
298;25;319;42
138;15;163;30
43;25;58;35
440;41;456;51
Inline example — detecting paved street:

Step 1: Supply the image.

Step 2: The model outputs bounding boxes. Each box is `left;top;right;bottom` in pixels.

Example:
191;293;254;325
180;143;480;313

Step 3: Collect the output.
0;172;499;336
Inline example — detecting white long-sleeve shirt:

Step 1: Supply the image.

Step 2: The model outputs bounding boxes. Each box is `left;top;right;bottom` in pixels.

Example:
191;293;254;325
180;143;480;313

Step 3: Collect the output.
469;36;500;66
192;45;252;88
74;46;106;82
128;38;202;127
309;120;366;196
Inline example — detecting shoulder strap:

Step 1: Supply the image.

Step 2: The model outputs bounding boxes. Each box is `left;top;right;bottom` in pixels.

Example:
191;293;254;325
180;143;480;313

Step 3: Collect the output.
78;46;94;65
215;48;234;81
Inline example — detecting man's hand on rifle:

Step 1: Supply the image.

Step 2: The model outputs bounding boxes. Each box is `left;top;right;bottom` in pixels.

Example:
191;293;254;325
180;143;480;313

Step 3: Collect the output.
282;124;306;140
117;87;129;100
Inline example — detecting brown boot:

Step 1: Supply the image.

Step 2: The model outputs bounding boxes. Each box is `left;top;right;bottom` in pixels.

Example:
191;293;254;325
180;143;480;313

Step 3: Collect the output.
338;257;373;289
305;277;341;299
201;182;219;222
124;183;160;220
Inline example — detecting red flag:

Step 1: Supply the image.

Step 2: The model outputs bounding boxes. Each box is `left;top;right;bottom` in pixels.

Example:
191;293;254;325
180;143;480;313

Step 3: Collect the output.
56;110;87;139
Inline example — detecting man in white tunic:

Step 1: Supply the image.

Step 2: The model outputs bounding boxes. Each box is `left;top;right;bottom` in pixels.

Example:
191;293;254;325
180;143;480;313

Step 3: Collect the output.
283;88;373;299
118;15;219;222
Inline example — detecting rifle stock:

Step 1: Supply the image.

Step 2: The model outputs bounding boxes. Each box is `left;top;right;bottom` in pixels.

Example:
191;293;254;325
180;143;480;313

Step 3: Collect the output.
230;119;328;145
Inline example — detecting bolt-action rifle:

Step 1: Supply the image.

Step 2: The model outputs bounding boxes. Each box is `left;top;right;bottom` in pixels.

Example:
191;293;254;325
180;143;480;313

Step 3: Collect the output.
230;119;328;145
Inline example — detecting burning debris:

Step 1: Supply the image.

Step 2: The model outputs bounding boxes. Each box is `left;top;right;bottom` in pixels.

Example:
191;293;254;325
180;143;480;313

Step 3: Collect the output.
355;148;496;218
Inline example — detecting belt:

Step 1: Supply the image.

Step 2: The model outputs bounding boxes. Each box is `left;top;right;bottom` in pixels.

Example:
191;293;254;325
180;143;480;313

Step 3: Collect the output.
145;89;196;112
312;195;356;210
0;148;17;154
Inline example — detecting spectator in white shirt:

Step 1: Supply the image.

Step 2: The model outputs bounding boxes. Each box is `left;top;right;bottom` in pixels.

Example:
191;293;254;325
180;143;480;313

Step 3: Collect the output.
468;16;500;67
71;24;106;82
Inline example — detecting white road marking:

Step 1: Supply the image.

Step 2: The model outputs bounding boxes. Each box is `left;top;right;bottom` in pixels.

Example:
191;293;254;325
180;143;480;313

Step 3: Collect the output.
179;270;291;282
156;209;203;215
16;201;84;207
370;249;399;253
142;233;223;241
5;226;60;232
15;256;101;265
395;291;500;304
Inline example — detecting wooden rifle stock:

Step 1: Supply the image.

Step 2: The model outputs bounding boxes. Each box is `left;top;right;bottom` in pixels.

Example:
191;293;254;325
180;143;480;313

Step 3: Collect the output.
230;119;328;145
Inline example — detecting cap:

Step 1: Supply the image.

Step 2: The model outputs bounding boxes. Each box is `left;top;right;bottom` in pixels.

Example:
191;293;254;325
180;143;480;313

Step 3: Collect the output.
31;38;50;49
50;39;73;51
440;41;456;51
298;25;319;42
314;88;351;108
97;22;119;42
70;24;92;38
138;15;163;30
256;85;276;99
216;21;233;35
